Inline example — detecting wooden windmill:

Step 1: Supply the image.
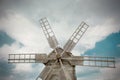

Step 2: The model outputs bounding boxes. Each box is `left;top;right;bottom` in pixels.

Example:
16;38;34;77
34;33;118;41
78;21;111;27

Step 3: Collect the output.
8;17;115;80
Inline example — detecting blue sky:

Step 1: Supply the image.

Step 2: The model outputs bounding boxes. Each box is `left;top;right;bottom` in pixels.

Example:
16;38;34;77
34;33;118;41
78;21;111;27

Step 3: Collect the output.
0;0;120;80
84;31;120;57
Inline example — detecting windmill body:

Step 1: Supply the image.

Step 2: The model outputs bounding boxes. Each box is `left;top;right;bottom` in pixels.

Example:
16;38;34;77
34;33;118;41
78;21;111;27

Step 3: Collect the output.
8;18;115;80
40;47;76;80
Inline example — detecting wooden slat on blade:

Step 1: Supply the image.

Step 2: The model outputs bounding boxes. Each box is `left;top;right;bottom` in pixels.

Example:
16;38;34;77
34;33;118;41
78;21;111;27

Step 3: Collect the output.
62;56;115;68
63;22;89;52
35;54;48;63
63;40;76;52
62;56;84;66
8;54;36;63
40;66;52;80
83;56;115;68
40;17;58;49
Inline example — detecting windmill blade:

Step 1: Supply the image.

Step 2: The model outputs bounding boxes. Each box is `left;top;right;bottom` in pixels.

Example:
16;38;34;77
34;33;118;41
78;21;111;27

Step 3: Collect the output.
83;56;115;68
40;66;52;80
62;56;115;68
63;22;89;52
40;60;58;80
62;56;84;65
59;59;72;80
8;54;48;63
39;17;58;49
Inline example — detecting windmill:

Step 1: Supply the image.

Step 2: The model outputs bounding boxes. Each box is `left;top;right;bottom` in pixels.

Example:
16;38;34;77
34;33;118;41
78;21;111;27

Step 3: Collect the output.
8;17;115;80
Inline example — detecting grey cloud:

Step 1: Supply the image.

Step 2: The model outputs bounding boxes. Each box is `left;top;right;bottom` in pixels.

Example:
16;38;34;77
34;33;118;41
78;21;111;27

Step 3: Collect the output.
12;64;43;80
0;59;42;80
0;31;15;47
62;0;120;25
0;59;15;79
0;0;120;25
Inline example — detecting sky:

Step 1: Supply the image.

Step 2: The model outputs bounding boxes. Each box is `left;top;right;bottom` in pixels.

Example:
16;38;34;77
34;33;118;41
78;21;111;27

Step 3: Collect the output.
0;0;120;80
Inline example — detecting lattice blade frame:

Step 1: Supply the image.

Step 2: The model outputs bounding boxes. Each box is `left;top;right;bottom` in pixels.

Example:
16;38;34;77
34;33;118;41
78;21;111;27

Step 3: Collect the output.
62;56;115;68
63;22;89;52
8;54;47;63
40;17;58;49
83;56;115;68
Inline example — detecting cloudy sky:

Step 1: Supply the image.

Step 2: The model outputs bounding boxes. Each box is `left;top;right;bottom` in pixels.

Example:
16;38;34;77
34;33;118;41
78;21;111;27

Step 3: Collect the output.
0;0;120;80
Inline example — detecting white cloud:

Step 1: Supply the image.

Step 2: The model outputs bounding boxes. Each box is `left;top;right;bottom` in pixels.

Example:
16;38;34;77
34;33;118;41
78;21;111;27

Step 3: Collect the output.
76;66;101;80
0;10;52;52
0;42;21;60
77;18;120;51
13;64;33;73
117;44;120;47
0;11;49;75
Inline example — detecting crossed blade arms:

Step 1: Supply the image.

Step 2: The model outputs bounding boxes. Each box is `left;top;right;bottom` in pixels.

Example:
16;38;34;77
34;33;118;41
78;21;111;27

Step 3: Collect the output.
38;59;72;80
8;18;115;80
8;54;115;68
38;18;89;80
39;56;115;80
39;17;89;52
8;54;71;80
8;54;115;79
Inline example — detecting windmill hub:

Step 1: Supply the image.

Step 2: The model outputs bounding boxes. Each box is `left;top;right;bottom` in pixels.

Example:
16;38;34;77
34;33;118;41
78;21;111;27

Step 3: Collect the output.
56;53;61;59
